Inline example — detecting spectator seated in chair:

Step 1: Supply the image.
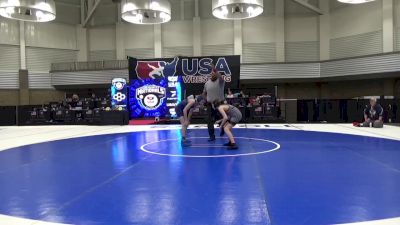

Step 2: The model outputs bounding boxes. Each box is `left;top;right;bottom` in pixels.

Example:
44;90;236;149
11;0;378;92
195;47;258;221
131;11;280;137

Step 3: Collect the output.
226;89;234;99
360;98;384;128
69;94;80;109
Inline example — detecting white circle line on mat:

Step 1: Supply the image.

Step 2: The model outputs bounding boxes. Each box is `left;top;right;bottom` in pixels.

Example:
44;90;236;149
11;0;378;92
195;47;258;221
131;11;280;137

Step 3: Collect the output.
140;137;281;158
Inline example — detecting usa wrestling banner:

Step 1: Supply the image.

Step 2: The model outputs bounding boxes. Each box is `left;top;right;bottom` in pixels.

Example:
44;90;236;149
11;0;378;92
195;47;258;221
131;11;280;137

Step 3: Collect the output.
128;55;241;93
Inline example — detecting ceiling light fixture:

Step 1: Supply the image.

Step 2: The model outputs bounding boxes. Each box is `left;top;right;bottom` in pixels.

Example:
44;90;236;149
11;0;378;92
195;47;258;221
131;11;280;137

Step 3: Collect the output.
121;0;171;24
337;0;376;4
0;0;56;22
212;0;263;20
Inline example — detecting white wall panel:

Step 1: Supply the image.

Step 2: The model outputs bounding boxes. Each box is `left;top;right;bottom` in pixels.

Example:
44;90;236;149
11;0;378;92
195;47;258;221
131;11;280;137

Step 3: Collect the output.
89;26;116;51
89;50;117;61
242;53;400;79
0;45;20;70
330;31;383;59
330;1;382;39
243;16;275;44
0;35;19;89
184;1;195;20
202;19;233;45
125;48;154;59
396;0;400;51
263;0;275;16
285;15;318;42
29;72;53;89
25;22;77;49
170;0;182;21
241;63;320;79
199;0;213;19
396;0;400;28
396;27;400;51
0;18;19;45
166;0;194;21
27;47;78;72
93;4;117;26
322;53;400;77
0;71;19;89
124;24;154;49
48;53;400;82
52;70;128;85
202;44;234;56
243;43;276;63
54;4;80;25
162;21;193;47
285;41;319;62
163;46;193;58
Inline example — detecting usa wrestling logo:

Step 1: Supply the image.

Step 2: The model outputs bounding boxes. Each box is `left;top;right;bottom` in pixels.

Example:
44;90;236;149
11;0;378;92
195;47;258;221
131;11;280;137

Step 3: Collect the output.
136;85;166;111
135;57;178;80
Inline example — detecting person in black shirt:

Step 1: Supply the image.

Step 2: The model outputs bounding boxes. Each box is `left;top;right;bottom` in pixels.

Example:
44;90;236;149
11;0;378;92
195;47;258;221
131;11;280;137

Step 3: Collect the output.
90;93;98;109
362;98;383;128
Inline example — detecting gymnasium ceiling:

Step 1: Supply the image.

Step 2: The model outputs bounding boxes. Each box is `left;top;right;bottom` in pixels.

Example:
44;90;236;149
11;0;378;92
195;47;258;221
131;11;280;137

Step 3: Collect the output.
51;0;371;26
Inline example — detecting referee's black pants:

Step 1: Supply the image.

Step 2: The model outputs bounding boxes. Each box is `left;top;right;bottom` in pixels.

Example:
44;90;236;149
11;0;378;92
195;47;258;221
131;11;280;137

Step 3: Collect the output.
206;102;218;138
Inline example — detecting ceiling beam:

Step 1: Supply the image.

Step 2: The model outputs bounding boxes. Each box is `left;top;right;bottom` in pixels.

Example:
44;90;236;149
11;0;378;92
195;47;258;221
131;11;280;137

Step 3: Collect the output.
83;0;102;27
291;0;324;15
80;0;86;25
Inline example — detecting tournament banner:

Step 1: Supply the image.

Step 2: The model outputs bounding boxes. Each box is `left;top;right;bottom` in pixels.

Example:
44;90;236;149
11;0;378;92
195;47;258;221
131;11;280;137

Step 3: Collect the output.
111;78;128;109
128;55;241;93
129;79;168;118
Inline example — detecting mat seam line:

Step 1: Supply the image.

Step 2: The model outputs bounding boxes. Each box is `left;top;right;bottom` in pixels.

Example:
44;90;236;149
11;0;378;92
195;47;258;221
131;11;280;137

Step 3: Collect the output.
251;130;273;225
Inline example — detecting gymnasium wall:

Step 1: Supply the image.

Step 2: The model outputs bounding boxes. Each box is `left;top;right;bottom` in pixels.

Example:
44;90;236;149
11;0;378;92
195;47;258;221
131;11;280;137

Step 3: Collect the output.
395;0;400;51
0;90;19;106
82;0;393;62
330;0;383;59
89;25;117;61
278;78;399;99
0;89;66;106
0;18;20;90
0;0;399;106
285;0;319;62
0;20;78;80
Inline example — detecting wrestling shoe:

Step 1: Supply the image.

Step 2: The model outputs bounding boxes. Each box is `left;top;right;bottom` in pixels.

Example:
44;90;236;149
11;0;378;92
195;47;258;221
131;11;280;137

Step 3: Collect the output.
223;142;231;146
227;143;238;150
208;136;216;142
181;139;192;147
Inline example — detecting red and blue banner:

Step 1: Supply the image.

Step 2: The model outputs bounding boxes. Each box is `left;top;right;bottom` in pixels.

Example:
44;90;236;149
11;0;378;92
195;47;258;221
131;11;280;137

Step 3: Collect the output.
128;55;240;118
129;79;168;118
128;55;241;93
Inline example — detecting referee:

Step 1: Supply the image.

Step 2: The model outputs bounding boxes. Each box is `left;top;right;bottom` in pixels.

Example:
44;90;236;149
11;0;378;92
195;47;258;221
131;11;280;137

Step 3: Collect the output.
202;68;225;141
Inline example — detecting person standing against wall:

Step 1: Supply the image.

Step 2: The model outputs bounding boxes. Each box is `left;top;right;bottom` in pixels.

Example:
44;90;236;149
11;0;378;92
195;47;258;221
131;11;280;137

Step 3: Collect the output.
203;68;225;141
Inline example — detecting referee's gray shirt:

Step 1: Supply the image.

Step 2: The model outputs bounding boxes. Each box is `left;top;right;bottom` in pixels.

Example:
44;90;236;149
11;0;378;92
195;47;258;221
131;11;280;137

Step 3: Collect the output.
203;77;225;103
